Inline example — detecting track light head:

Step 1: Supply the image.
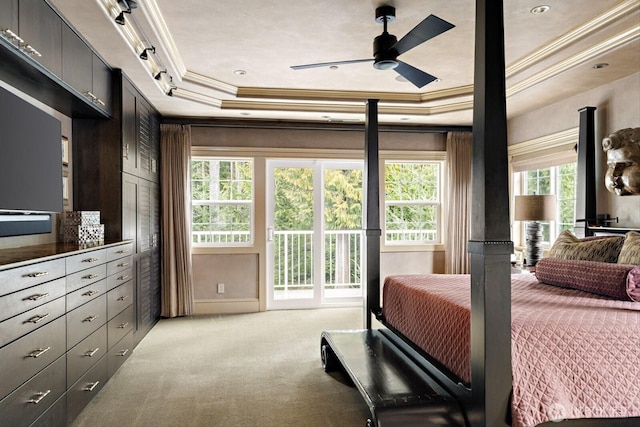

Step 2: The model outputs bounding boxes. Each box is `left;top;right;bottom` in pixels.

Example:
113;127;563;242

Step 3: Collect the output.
115;10;130;25
118;0;138;10
139;46;155;60
154;69;167;80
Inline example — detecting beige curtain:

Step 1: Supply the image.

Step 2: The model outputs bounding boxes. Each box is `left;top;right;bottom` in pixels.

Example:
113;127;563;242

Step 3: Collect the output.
160;124;194;317
445;131;473;274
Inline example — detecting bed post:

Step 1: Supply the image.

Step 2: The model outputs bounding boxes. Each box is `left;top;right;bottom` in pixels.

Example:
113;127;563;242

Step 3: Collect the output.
467;0;513;426
574;106;597;238
364;99;381;329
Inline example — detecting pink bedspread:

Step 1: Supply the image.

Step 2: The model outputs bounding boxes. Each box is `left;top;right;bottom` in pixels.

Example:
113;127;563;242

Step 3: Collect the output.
382;273;640;427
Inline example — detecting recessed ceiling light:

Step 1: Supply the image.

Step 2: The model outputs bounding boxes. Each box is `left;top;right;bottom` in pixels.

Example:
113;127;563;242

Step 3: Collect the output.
240;112;251;116
329;66;339;70
400;117;410;121
234;69;247;75
530;5;550;14
434;78;442;83
593;63;609;69
395;75;408;82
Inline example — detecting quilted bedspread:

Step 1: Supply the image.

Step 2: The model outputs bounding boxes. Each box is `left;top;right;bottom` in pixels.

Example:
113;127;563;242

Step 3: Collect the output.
382;273;640;427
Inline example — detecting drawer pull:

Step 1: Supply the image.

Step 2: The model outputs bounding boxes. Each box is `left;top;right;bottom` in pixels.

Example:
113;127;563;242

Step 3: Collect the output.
117;262;130;267
26;271;49;278
83;274;99;280
26;313;50;324
83;257;99;263
84;347;100;357
22;43;42;57
82;290;99;297
2;28;24;44
118;275;130;281
84;381;100;392
83;315;100;323
28;346;52;358
118;322;129;329
116;249;130;254
117;295;129;302
28;390;51;404
117;349;129;357
24;292;50;301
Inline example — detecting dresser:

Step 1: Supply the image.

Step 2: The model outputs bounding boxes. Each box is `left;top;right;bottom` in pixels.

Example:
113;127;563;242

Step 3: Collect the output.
0;240;135;426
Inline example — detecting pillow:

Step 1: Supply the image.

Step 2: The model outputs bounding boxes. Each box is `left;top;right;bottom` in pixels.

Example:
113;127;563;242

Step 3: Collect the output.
618;231;640;265
549;230;624;263
535;257;638;301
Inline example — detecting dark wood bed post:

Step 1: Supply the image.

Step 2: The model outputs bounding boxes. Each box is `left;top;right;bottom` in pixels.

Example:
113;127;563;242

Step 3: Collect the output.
468;0;513;426
574;106;597;237
364;99;381;329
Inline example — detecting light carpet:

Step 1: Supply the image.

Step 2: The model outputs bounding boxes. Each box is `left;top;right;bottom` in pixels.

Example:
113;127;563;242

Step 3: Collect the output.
70;308;371;427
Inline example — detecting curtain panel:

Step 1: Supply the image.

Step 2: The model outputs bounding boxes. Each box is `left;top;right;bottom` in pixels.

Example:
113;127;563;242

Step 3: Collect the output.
160;124;195;317
445;131;473;274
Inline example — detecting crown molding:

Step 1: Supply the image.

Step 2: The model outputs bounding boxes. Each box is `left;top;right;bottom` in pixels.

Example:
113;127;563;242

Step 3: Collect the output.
140;0;186;78
183;70;238;96
506;0;640;77
236;87;423;103
171;88;222;107
508;127;579;158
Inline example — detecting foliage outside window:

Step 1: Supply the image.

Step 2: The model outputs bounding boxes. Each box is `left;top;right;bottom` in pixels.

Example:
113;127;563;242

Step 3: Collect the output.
521;163;576;244
191;158;253;246
384;161;441;245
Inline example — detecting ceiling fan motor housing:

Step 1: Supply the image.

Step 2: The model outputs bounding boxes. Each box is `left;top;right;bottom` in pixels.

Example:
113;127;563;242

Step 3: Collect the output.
373;32;399;70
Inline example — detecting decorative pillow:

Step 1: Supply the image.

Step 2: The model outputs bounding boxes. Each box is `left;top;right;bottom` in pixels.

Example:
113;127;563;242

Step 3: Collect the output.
549;230;624;263
618;231;640;265
535;257;637;301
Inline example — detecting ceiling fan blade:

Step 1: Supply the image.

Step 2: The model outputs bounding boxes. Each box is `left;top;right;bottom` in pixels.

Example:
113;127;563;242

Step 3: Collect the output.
393;14;455;56
395;61;438;88
291;59;373;70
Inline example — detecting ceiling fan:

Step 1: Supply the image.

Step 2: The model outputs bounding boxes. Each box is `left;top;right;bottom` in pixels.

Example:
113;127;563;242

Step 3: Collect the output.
290;5;455;88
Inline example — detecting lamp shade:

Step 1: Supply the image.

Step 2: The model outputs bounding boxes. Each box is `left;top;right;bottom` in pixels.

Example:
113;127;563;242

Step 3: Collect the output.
514;194;555;221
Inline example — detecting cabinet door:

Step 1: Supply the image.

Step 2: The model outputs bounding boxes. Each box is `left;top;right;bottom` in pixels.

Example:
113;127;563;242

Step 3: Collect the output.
137;97;152;180
0;1;19;38
62;25;92;99
121;82;137;174
122;173;138;245
149;110;160;183
92;54;112;115
18;0;62;77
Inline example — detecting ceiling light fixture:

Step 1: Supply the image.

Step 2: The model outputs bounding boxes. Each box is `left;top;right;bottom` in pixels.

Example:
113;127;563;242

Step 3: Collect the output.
117;0;137;10
593;62;609;69
139;46;155;60
114;10;130;25
154;69;167;80
234;69;247;75
329;66;339;70
530;5;550;14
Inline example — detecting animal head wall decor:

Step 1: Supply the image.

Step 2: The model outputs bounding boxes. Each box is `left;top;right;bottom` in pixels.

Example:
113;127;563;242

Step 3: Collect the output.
602;127;640;196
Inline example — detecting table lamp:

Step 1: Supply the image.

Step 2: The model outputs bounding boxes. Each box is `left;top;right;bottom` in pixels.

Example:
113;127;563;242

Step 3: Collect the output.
514;194;555;267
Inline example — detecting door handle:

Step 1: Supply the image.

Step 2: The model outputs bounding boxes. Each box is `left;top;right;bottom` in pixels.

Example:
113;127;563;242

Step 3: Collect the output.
267;228;274;242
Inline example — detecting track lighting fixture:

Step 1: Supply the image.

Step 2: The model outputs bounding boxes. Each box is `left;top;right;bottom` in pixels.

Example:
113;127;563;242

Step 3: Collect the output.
139;46;155;60
154;69;167;80
115;10;130;25
118;0;138;10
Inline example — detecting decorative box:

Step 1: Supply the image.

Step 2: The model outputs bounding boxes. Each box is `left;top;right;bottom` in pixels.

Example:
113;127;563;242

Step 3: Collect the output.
63;224;105;244
63;211;101;226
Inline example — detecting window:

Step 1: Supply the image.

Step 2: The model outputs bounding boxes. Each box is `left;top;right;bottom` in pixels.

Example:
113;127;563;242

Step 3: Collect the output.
384;161;441;245
191;158;253;246
518;163;576;244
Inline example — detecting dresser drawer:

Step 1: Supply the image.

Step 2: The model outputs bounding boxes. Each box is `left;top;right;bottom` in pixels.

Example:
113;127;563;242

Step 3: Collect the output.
65;249;107;275
0;277;66;323
107;280;134;320
67;324;107;387
66;294;107;350
108;305;134;350
66;279;107;313
66;355;107;425
66;264;107;294
106;242;134;261
0;297;65;348
0;259;65;298
30;393;66;427
0;316;66;400
106;255;133;277
106;267;133;291
0;355;66;427
107;330;133;378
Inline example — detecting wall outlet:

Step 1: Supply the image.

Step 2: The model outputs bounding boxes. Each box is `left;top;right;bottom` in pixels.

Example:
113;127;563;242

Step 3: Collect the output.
217;283;225;294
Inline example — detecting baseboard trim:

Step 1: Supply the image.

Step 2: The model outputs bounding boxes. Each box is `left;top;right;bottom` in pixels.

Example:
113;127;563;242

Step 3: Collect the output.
194;298;260;315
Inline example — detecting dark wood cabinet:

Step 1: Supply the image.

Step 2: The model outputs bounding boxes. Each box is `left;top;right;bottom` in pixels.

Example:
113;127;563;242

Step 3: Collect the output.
18;0;62;77
0;1;19;35
92;53;112;114
62;24;92;99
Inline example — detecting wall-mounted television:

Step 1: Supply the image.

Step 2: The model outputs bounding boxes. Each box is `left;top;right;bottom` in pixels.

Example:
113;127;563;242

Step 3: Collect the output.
0;85;62;237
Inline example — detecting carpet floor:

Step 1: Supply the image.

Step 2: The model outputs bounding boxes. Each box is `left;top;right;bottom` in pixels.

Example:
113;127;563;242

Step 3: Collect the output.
70;308;371;427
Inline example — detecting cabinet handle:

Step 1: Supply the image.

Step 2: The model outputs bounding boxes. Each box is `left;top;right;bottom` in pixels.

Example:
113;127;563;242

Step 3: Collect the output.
117;249;130;254
85;91;97;101
83;315;99;323
1;28;24;44
118;275;130;281
117;349;129;357
123;144;129;160
117;295;129;302
21;43;42;57
82;290;99;297
117;262;130;267
96;98;106;107
83;257;99;263
26;271;49;278
25;313;49;324
24;292;50;301
28;347;52;358
84;381;100;392
118;322;129;329
82;274;99;280
84;347;100;357
28;390;51;404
